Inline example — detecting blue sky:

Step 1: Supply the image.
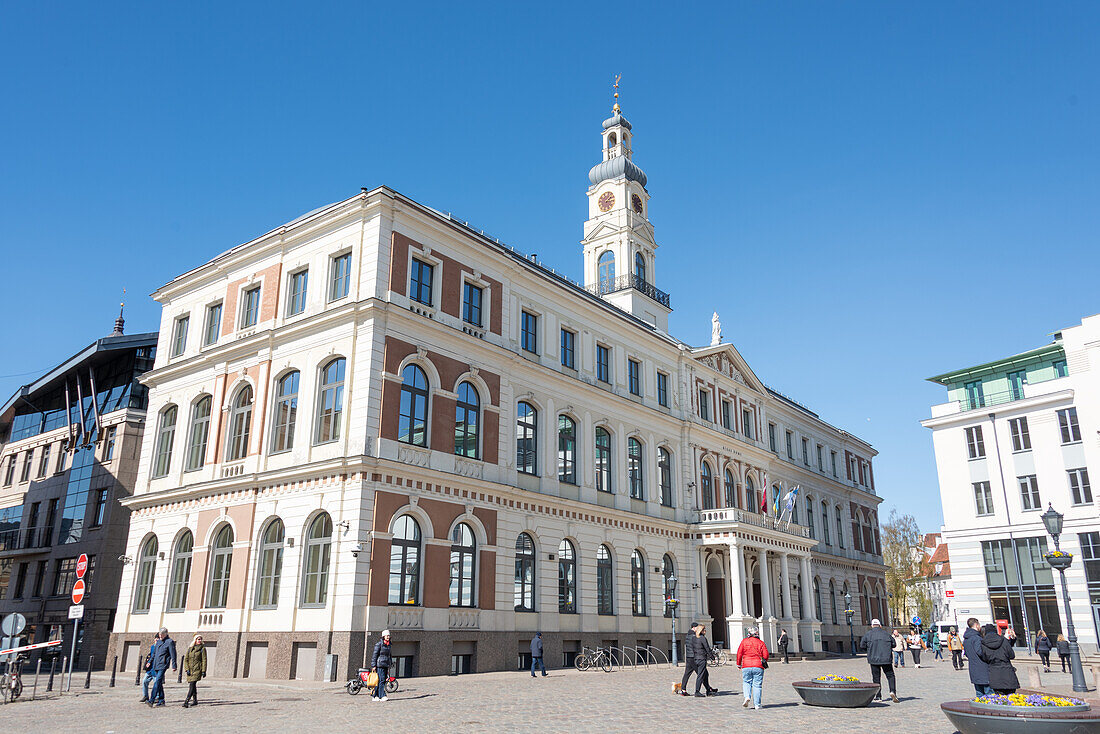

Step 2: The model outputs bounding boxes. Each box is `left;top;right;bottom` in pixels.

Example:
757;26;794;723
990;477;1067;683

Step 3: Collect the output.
2;2;1098;532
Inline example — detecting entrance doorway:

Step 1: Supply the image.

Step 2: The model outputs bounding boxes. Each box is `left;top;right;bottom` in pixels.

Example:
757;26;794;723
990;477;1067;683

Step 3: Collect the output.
706;577;727;647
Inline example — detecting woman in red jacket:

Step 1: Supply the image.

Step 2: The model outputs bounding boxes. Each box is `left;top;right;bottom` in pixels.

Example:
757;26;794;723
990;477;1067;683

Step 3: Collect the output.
736;627;770;709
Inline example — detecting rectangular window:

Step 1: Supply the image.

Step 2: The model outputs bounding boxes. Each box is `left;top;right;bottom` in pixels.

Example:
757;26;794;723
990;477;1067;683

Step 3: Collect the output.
2;455;14;486
964;380;985;410
698;389;710;421
628;359;641;396
462;282;483;327
103;426;116;462
721;400;731;429
817;445;824;471
831;450;838;477
1009;417;1031;452
768;423;777;452
287;269;308;316
656;372;669;407
329;252;351;301
52;557;77;596
560;329;575;369
44;499;58;546
802;437;810;466
1054;360;1068;378
20;451;33;483
240;285;261;328
37;444;50;478
203;302;222;346
1079;532;1100;587
596;344;610;383
785;431;793;460
521;311;538;354
409;259;434;306
171;315;189;357
1018;475;1041;510
965;426;986;459
1058;408;1081;444
742;409;754;439
32;560;47;598
1007;370;1027;400
13;562;27;599
973;481;994;516
1069;469;1092;506
91;488;108;527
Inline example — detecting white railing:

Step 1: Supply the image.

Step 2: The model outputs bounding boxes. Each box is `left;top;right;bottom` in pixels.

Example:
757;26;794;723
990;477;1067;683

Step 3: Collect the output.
696;508;811;538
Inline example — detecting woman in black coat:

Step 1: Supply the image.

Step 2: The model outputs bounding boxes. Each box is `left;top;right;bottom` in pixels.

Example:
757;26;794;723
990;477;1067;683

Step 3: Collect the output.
977;624;1019;694
1056;634;1071;672
1035;630;1052;672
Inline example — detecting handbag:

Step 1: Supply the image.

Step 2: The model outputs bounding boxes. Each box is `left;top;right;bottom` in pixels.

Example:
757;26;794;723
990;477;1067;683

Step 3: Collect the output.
366;670;379;689
144;653;153;672
761;659;768;669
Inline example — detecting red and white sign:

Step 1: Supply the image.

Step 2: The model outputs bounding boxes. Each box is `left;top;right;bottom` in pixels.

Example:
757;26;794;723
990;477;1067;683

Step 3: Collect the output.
76;553;88;579
71;578;86;605
0;639;62;657
946;590;955;598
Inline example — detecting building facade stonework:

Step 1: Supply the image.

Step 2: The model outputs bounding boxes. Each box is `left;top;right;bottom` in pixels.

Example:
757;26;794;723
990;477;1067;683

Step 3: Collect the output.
107;107;887;680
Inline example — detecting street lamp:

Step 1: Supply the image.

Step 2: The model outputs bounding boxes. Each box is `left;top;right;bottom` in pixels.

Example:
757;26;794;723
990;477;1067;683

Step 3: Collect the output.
1041;504;1089;693
844;591;855;657
666;574;680;666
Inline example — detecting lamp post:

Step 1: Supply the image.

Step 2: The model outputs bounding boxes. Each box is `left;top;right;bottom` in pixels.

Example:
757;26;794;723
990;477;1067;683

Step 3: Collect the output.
1041;504;1089;693
844;591;855;657
666;574;680;666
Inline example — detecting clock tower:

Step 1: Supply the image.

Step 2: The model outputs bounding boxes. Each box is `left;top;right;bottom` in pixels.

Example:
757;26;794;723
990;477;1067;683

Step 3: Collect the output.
582;96;671;331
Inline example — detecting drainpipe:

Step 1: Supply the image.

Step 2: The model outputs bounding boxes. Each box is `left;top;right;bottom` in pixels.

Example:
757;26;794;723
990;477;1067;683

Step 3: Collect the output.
988;412;1034;654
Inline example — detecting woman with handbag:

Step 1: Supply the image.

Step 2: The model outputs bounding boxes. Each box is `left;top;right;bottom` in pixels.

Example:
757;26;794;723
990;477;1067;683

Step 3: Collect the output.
736;627;770;710
370;630;393;702
182;634;207;708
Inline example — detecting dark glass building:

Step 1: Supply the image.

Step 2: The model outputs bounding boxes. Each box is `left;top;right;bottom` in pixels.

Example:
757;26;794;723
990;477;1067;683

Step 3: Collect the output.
0;318;155;670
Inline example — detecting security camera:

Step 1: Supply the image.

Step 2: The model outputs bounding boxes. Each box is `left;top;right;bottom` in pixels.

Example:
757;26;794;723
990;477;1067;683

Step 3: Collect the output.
351;543;363;558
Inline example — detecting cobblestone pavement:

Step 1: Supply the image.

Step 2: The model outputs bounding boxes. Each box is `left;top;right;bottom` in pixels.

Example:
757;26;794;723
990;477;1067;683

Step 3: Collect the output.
2;655;1084;733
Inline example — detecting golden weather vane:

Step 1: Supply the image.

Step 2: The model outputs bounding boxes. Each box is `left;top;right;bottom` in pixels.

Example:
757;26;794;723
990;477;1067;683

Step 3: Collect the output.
613;74;621;114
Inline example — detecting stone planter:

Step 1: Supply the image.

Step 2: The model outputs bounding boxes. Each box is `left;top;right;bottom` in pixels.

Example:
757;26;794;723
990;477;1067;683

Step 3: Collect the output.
792;681;880;708
1045;553;1074;571
941;698;1100;734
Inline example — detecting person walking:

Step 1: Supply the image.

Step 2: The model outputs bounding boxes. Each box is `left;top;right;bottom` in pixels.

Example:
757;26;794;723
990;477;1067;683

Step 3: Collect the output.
860;619;899;703
777;629;789;664
182;634;207;708
736;627;769;710
679;622;699;695
978;624;1019;695
688;625;718;697
371;630;393;702
530;632;547;677
891;629;906;667
1056;634;1070;673
931;629;943;662
963;617;993;696
1035;630;1052;673
906;629;924;668
147;627;177;707
138;635;158;703
947;628;965;670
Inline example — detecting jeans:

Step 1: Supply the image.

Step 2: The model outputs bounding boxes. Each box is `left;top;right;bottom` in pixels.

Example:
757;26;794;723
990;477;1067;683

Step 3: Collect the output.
149;668;168;704
974;684;994;696
1059;654;1068;672
869;663;896;695
1039;652;1050;668
531;656;546;676
372;666;388;699
741;666;764;707
893;651;905;666
951;650;964;669
680;659;696;691
910;649;921;665
934;648;943;660
141;670;155;700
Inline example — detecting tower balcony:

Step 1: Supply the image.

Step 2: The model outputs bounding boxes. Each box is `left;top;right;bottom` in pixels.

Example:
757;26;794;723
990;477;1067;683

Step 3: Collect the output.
586;274;671;309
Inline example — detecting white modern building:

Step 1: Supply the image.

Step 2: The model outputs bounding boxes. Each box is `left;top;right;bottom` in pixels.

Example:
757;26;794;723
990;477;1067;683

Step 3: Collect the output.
106;102;887;680
923;314;1100;653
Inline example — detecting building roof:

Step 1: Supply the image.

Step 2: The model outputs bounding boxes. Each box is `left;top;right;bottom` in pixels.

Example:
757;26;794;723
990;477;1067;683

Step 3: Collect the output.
926;341;1064;385
928;543;950;564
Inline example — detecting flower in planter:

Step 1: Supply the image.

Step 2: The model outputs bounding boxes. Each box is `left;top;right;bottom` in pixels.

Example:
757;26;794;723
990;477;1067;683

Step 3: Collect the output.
813;674;861;683
1047;551;1073;558
974;693;1085;707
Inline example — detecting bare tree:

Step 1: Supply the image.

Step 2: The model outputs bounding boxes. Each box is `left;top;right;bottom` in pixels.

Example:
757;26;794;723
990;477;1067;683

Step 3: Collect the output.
882;509;922;625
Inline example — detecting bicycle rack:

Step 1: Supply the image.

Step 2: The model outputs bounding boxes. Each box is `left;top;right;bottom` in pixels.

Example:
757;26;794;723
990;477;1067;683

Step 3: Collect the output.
641;645;671;669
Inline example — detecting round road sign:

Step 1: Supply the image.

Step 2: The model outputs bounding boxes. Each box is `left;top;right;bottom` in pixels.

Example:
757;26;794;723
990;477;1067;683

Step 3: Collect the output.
76;553;88;579
71;578;86;605
1;613;26;636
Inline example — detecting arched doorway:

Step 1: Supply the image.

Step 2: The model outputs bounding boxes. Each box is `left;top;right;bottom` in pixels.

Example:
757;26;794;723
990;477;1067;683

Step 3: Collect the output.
750;558;763;619
705;554;728;647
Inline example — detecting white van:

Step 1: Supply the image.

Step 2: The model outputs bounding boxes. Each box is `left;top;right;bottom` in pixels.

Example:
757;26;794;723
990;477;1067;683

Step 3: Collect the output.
935;621;958;646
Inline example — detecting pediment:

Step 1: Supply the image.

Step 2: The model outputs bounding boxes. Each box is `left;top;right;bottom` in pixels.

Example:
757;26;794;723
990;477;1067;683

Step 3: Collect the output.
691;343;767;394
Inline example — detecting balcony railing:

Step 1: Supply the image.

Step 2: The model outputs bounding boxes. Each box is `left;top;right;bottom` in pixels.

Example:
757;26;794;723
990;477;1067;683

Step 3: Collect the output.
586;274;671;309
958;388;1027;412
0;525;52;553
695;508;812;539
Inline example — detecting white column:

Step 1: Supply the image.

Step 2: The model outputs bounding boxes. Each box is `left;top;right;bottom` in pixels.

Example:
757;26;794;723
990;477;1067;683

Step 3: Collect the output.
780;552;793;619
758;549;773;618
800;555;816;620
727;543;745;616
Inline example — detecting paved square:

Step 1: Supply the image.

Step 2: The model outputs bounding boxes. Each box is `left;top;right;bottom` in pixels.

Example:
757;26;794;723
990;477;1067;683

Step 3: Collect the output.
2;655;1078;732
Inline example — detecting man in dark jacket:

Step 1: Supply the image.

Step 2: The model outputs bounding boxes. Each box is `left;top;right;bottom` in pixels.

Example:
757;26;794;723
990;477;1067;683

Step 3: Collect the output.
371;630;393;701
679;623;699;695
147;627;177;707
689;625;718;697
777;629;790;664
860;619;899;702
963;617;992;696
978;624;1019;694
530;632;547;677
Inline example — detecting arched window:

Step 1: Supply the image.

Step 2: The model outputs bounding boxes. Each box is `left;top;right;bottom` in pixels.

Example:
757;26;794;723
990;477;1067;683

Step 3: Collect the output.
836;505;845;548
830;580;838;624
152;406;177;478
514;533;536;612
813;578;822;621
627;437;643;500
316;358;345;444
301;513;332;606
805;495;815;538
516;401;537;475
166;531;192;612
388;515;421;605
745;476;756;512
270;371;299;453
634;252;646;282
607;132;617;149
186;397;212;471
255;519;284;608
133;535;158;613
454;381;480;459
595;427;612;493
821;501;831;545
724;469;737;508
225;386;253;461
598;251;616;289
558;416;577;484
662;554;675;618
862;584;871;626
558;539;576;614
631;549;647;616
792;496;800;524
206;524;234;608
597;545;614;615
700;462;714;510
658;447;673;507
398;365;429;446
449;523;476;607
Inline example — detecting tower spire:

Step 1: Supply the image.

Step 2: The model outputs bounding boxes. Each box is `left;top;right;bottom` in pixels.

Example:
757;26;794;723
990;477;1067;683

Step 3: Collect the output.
111;288;126;336
612;74;621;114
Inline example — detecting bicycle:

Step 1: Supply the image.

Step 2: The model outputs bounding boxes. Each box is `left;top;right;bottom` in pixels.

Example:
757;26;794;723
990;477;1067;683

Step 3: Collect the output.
0;655;26;702
706;644;729;666
573;646;612;672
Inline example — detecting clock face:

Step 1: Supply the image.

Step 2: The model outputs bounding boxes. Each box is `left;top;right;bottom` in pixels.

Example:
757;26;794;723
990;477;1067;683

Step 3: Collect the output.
598;191;615;212
631;194;643;214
